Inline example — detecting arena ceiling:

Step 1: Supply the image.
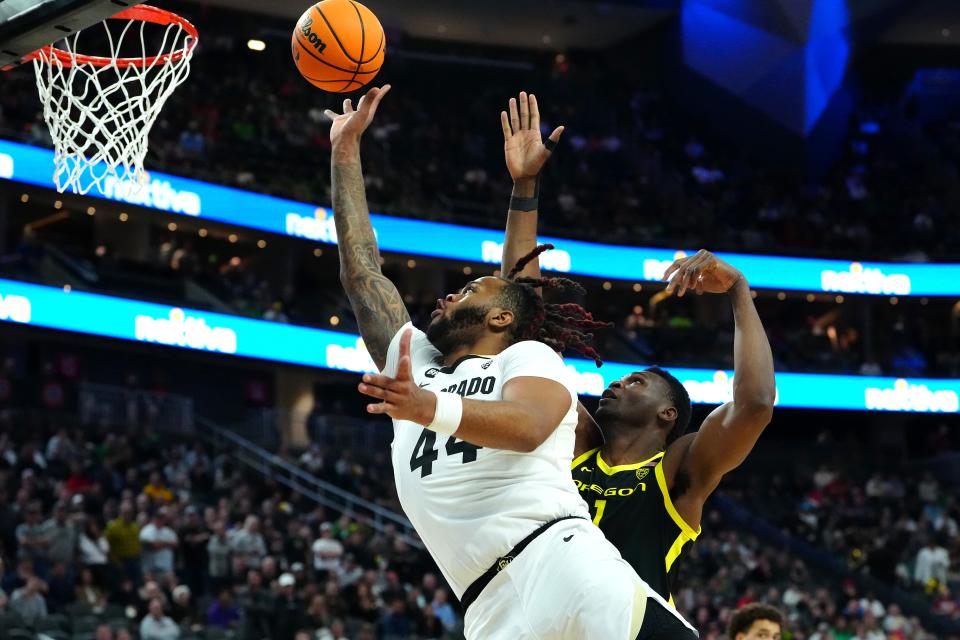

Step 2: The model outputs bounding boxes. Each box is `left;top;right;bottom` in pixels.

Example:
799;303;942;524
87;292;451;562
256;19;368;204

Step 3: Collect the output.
200;0;674;50
199;0;960;50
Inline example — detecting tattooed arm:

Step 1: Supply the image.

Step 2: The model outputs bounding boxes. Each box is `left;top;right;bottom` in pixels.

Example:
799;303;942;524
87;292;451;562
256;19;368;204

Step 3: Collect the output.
324;86;410;370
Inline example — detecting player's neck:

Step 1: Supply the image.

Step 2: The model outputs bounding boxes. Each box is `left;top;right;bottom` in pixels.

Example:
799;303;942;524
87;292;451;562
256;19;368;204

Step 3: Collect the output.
600;424;664;466
441;335;507;366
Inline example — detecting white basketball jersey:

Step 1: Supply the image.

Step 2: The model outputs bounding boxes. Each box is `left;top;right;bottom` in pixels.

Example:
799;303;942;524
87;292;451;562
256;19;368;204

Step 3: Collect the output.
381;323;589;598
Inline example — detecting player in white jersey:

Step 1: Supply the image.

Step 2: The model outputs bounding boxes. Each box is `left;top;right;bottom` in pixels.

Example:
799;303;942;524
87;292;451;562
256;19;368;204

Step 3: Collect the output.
324;85;674;639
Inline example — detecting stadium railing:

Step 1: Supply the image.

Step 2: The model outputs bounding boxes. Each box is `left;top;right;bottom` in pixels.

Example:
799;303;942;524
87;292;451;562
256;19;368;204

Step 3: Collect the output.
194;416;423;549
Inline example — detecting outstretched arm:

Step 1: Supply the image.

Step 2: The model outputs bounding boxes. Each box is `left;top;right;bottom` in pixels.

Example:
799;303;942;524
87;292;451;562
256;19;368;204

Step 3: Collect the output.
662;251;776;523
325;86;410;370
496;93;603;452
499;91;564;280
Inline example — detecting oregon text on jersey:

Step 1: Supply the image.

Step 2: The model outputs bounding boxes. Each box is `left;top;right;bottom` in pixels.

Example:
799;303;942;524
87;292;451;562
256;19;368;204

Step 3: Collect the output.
571;449;700;606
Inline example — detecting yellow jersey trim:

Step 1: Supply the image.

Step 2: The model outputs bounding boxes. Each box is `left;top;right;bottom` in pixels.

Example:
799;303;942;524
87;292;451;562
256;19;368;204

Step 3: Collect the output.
665;530;692;573
654;462;702;540
596;451;664;475
571;447;600;470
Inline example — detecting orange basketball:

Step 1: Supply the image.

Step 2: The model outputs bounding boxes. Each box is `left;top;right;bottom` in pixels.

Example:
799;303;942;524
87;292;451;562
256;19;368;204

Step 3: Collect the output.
291;0;385;93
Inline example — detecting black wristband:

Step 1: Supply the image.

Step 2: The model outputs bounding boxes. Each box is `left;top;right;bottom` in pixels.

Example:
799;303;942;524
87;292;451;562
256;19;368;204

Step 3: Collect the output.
509;176;540;212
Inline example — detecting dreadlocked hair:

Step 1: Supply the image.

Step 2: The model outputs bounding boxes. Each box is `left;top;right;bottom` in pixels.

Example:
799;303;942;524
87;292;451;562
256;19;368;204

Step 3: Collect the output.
498;244;612;367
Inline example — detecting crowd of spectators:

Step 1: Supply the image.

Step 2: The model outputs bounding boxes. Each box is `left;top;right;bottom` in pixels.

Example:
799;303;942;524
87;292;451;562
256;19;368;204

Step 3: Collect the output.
1;4;959;260
727;447;960;619
0;352;954;640
673;514;941;639
0;415;463;639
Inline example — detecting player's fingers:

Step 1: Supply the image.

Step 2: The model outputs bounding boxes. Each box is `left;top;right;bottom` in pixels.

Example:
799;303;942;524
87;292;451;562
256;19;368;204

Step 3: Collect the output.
359;383;404;405
323;109;339;121
664;277;678;295
665;265;689;295
343;98;353;113
685;253;713;284
547;125;564;146
677;261;701;297
683;255;711;293
368;84;391;110
530;93;541;131
357;382;388;399
662;258;685;283
396;330;413;379
500;111;512;141
519;91;529;130
366;402;395;415
362;372;393;385
395;355;413;383
509;98;521;135
677;269;691;296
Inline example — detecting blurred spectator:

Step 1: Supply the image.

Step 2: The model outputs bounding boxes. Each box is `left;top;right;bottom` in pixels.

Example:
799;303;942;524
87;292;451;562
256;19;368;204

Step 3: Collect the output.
170;584;199;627
140;506;179;580
140;597;180;640
143;471;174;504
10;576;47;624
46;561;74;611
105;501;142;580
229;515;267;571
15;501;49;566
44;502;79;568
206;587;240;630
78;517;110;578
237;569;273;640
75;566;105;608
380;597;412;640
45;427;77;463
273;572;301;640
95;624;114;640
301;593;332;631
312;521;344;581
431;587;456;632
178;505;210;595
206;519;232;591
915;539;950;588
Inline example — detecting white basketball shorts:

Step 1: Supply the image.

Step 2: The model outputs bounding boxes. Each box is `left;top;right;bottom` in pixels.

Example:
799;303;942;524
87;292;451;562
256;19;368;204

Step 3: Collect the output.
464;517;650;640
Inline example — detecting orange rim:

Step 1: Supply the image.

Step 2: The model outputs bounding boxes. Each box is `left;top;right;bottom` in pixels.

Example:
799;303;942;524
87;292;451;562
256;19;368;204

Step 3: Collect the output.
26;5;198;69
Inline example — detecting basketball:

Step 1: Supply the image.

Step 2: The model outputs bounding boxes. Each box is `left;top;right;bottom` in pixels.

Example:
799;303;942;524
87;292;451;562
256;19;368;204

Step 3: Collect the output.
291;0;385;93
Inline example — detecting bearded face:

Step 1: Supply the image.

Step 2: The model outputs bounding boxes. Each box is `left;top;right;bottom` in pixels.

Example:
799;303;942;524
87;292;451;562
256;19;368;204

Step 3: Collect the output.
426;304;490;356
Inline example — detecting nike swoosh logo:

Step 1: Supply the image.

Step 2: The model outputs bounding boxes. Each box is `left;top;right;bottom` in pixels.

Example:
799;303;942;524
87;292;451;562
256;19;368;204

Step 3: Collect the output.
418;383;429;388
563;534;574;542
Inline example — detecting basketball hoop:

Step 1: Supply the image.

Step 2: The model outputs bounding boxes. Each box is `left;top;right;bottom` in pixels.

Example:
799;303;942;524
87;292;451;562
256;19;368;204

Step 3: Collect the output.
26;5;198;195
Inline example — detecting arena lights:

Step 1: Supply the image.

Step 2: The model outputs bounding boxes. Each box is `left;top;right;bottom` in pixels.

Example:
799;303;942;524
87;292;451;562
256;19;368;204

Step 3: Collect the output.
2;139;960;297
0;277;956;414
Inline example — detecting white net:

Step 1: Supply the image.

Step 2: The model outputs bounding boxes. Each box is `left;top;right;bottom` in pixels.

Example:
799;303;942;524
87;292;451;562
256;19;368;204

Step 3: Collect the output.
31;7;197;195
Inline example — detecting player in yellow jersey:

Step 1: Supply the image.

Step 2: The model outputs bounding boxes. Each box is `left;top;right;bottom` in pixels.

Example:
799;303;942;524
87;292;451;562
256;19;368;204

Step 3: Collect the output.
498;91;776;637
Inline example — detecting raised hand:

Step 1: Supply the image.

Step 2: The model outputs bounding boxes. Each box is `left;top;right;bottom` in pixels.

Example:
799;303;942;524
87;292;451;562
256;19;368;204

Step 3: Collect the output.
357;329;436;425
663;249;744;297
324;84;391;147
501;91;564;181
